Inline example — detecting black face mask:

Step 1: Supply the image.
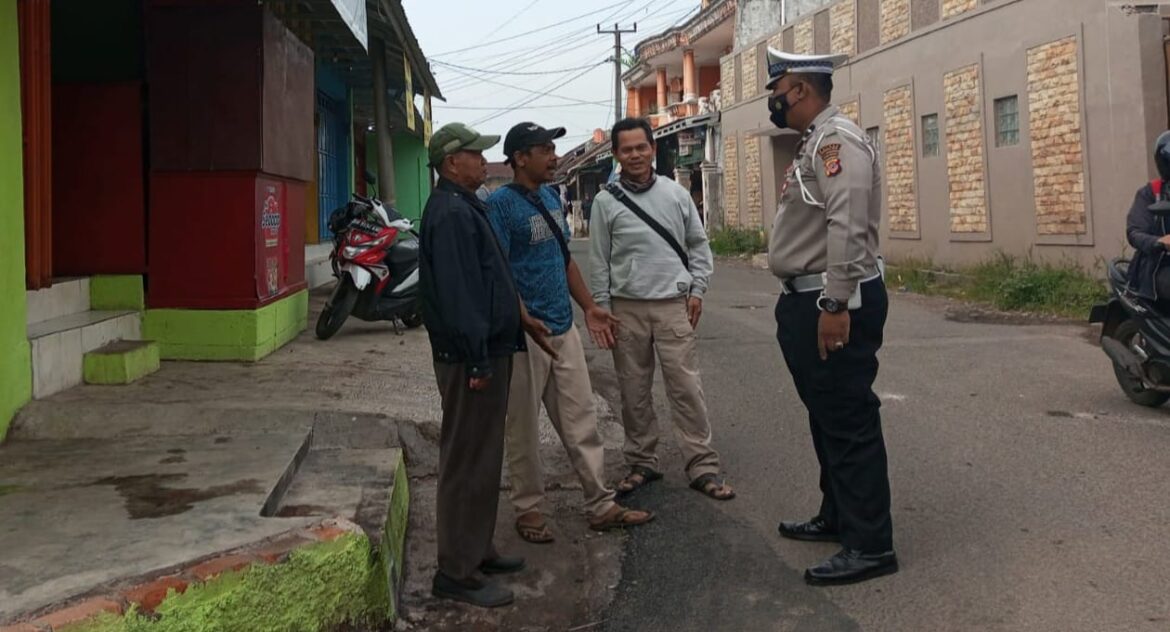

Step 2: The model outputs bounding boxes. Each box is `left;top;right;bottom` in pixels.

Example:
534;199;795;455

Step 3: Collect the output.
768;86;799;130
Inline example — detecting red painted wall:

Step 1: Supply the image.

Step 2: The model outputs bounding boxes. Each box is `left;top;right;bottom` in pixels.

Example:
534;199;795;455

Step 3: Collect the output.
148;172;305;310
699;65;721;100
639;87;657;113
52;82;146;276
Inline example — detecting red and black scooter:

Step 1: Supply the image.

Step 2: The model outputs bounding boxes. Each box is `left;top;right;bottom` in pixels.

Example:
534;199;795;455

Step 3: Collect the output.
315;195;422;340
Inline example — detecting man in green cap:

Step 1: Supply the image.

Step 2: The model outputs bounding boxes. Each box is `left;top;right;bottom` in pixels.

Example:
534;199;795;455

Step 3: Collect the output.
419;122;555;607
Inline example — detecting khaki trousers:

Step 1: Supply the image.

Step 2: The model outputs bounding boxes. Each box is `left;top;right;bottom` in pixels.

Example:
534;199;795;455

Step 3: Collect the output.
505;327;616;518
611;297;721;481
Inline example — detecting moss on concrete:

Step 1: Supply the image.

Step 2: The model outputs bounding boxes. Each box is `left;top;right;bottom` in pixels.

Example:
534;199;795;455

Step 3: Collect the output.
63;534;393;632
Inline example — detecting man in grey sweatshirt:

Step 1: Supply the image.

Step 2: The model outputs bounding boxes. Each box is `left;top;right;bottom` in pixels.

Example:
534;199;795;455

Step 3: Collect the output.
589;118;734;501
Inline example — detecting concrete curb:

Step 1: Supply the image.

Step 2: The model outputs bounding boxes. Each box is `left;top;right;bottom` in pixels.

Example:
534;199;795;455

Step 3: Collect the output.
1;454;410;632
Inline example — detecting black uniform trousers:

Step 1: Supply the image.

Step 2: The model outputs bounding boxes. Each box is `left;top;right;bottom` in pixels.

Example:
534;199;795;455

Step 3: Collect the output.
434;356;514;582
775;278;893;553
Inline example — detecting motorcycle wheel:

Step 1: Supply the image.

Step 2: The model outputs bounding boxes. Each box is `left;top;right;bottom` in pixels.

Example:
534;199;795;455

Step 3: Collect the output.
401;309;424;329
1110;320;1170;407
316;278;359;340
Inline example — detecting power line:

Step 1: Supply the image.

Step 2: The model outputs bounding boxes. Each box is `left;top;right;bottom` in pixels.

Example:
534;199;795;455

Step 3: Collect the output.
440;61;609;105
437;0;683;93
471;64;606;126
475;0;544;44
433;60;602;76
431;0;628;57
434;101;610;110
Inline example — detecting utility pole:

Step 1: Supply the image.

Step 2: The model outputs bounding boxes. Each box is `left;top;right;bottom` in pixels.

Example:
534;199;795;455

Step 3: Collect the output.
598;22;637;125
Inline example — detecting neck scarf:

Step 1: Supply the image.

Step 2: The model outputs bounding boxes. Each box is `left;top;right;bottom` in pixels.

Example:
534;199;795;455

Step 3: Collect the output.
620;172;656;194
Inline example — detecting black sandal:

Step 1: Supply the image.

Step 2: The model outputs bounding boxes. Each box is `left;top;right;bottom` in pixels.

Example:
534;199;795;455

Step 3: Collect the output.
690;473;736;501
615;466;663;496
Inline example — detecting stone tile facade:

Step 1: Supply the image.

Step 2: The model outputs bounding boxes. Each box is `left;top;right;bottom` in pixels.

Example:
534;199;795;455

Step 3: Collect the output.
831;0;857;55
744;135;763;227
880;0;911;44
1027;36;1086;235
741;48;759;100
769;31;785;51
723;134;741;226
795;19;815;55
838;99;860;125
883;84;918;233
944;64;988;233
942;0;978;19
721;55;737;107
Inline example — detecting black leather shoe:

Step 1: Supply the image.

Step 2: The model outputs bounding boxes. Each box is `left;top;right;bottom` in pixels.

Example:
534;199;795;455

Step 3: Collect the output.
804;549;898;586
778;516;840;542
432;572;514;608
479;555;526;575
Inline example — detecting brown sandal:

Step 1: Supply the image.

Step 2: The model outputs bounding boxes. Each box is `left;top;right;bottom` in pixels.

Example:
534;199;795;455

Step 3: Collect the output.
589;505;655;532
615;466;663;496
515;512;555;544
690;473;736;501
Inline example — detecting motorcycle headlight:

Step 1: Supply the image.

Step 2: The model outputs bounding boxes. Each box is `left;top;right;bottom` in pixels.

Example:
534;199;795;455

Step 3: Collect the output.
343;246;365;258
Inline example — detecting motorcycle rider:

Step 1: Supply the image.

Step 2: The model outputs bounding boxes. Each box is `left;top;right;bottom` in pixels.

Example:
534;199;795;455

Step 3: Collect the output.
1126;131;1170;302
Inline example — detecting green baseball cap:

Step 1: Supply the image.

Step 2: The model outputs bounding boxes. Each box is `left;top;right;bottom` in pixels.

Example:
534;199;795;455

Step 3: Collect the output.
428;123;501;167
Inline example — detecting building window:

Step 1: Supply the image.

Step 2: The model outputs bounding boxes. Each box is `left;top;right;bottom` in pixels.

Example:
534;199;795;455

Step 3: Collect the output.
921;114;939;157
866;126;881;157
994;96;1020;147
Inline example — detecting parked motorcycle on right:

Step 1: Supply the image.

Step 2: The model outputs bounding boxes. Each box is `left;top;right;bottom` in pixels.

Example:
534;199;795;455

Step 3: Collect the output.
1090;257;1170;407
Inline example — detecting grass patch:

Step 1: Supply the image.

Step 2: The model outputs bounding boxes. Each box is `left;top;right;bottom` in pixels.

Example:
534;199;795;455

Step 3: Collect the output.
887;254;1108;319
709;228;767;256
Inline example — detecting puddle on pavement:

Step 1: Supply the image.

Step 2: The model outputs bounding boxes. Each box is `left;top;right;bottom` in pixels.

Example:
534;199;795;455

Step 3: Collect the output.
92;474;265;519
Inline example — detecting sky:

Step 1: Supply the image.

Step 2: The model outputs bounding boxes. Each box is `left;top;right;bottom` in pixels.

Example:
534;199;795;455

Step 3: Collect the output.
401;0;703;163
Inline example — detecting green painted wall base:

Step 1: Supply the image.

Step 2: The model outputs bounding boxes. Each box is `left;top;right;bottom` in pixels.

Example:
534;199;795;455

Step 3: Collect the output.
84;340;160;385
0;338;31;441
91;275;146;311
143;291;308;361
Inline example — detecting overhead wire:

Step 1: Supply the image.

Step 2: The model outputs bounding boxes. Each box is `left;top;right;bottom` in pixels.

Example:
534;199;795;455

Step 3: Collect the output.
433;0;700;136
432;60;603;76
436;0;685;93
471;63;607;126
430;0;629;57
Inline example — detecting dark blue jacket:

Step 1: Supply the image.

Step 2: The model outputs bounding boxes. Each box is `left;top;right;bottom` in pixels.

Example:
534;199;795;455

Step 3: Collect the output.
419;178;523;378
1126;183;1165;300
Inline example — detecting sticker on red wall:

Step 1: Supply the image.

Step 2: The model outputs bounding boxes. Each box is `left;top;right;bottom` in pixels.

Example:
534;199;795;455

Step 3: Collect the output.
266;256;280;297
261;186;282;249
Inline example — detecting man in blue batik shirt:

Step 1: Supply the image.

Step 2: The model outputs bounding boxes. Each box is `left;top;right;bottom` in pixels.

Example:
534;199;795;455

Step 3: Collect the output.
488;122;653;542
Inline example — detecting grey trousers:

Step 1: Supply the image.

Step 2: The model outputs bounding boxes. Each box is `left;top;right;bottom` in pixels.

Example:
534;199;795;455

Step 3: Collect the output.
434;356;513;582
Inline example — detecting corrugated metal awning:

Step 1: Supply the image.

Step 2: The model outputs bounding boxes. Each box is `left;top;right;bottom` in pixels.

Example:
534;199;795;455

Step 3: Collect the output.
330;0;368;50
653;112;715;139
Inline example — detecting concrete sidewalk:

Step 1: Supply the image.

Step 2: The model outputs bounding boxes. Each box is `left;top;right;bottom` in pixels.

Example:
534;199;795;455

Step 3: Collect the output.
0;287;628;631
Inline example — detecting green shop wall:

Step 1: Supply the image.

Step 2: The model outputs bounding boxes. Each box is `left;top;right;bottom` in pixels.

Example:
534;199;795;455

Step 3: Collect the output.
0;0;32;438
391;133;431;221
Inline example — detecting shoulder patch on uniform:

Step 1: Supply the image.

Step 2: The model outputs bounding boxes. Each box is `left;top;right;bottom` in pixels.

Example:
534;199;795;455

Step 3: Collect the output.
818;143;843;177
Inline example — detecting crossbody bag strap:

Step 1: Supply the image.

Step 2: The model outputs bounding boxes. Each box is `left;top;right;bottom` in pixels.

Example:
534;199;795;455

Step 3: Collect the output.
503;183;570;269
604;183;689;269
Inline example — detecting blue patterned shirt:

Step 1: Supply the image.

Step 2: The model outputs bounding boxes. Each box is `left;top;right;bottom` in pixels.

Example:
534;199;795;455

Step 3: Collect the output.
487;184;573;336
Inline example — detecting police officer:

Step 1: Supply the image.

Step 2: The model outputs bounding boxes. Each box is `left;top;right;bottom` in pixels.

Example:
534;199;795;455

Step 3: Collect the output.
764;49;898;585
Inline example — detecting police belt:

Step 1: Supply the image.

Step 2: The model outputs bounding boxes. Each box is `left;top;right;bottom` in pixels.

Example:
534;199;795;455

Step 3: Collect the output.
780;261;885;295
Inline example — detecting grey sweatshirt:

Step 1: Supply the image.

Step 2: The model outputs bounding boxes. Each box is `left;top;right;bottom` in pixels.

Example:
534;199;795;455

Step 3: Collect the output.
589;177;714;310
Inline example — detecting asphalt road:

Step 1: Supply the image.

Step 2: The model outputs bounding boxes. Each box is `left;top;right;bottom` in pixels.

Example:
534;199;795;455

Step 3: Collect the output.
571;242;1170;632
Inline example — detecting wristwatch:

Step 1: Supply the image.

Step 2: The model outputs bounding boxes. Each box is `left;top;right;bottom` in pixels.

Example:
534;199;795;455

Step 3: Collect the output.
817;295;847;314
